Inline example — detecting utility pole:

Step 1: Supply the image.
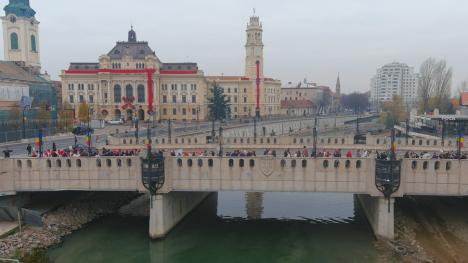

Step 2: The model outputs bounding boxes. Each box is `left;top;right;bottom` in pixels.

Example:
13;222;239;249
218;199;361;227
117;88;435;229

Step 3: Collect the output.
254;60;261;143
405;118;410;144
313;114;318;158
87;107;93;156
168;119;172;144
134;115;139;144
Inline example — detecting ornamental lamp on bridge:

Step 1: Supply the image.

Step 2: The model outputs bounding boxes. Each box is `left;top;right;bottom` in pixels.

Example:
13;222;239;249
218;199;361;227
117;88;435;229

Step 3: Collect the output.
375;128;401;212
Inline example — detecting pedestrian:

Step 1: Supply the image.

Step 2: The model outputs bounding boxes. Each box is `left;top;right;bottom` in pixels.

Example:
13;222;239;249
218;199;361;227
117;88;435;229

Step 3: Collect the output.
26;144;32;156
302;146;309;157
346;150;353;158
74;135;78;146
3;148;12;158
52;142;57;152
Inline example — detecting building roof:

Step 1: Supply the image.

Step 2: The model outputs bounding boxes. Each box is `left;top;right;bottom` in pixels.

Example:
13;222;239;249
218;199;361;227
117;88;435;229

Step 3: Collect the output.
0;61;48;84
4;0;35;18
68;63;99;71
161;63;198;72
281;99;314;109
206;76;249;81
107;41;156;60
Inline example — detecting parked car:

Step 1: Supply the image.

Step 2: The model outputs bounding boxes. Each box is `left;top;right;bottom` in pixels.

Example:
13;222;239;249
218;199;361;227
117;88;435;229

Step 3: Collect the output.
72;126;94;136
107;118;124;125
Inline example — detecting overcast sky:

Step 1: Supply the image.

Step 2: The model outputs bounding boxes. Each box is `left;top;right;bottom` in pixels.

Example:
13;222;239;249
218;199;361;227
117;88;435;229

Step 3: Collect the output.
1;0;467;93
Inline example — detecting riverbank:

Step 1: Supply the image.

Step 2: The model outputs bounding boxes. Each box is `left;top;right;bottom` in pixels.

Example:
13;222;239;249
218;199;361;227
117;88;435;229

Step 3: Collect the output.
0;192;140;257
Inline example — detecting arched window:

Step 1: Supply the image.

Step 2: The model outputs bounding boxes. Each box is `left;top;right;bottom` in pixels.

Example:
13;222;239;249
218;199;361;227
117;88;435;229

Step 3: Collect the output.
137;85;145;103
10;33;18;50
126;85;133;98
31;35;37;52
114;85;121;103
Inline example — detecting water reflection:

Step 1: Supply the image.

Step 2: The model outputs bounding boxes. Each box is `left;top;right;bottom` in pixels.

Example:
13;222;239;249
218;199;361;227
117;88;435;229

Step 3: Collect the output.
50;192;378;263
245;192;264;219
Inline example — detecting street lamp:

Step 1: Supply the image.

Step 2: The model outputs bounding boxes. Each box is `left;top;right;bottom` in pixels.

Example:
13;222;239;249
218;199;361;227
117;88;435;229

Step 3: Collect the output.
87;107;94;156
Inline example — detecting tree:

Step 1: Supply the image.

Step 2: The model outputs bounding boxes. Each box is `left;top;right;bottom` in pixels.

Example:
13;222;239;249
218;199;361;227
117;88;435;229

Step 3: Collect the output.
208;84;230;122
207;84;230;138
340;92;369;113
380;95;408;129
418;58;452;113
8;107;22;129
37;102;51;128
456;79;468;96
78;102;90;123
314;88;332;115
58;102;74;130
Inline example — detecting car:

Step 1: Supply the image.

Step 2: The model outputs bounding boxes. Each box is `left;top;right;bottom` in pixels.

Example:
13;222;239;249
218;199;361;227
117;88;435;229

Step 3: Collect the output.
72;126;94;136
107;118;124;125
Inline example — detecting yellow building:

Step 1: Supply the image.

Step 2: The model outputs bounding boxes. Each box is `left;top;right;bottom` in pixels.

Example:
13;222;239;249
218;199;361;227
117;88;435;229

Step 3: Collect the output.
61;15;281;121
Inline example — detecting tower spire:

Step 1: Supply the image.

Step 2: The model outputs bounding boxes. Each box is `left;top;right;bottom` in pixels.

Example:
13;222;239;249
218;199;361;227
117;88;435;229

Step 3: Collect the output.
128;26;137;42
336;73;341;96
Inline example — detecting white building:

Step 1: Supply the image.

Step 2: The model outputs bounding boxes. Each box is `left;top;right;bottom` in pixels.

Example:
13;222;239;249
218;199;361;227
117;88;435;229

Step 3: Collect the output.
370;62;418;108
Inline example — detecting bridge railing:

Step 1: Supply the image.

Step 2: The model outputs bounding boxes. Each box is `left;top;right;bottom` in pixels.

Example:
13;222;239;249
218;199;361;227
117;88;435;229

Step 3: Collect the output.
163;156;374;194
111;133;466;151
401;158;468;195
2;156;144;192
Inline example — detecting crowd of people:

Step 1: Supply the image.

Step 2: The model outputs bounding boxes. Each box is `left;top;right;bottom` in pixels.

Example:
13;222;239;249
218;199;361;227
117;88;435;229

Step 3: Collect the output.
23;143;140;158
404;151;467;160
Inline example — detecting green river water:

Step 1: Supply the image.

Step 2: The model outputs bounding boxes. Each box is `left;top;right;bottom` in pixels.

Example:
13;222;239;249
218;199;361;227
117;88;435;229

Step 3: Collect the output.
48;192;380;263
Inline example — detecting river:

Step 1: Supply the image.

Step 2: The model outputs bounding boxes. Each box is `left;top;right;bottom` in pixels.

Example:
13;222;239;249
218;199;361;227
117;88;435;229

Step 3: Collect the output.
48;192;382;263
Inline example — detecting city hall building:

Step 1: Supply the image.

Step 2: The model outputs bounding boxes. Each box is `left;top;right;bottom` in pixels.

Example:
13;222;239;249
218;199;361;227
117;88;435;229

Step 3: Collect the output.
61;15;281;122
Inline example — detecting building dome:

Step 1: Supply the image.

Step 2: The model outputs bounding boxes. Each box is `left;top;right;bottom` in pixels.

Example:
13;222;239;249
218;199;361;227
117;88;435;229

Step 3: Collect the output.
4;0;36;18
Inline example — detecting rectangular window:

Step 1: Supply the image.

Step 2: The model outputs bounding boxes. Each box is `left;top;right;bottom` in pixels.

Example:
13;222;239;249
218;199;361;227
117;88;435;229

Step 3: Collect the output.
192;95;196;103
182;95;187;103
172;95;176;103
192;109;196;115
172;108;177;115
163;95;167;103
244;97;247;103
244;107;247;113
182;108;186;115
163;108;167;115
79;95;84;103
89;95;94;103
69;95;74;103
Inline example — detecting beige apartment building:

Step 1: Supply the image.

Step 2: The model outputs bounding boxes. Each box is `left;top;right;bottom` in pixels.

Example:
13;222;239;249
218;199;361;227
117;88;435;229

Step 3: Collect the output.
60;15;281;122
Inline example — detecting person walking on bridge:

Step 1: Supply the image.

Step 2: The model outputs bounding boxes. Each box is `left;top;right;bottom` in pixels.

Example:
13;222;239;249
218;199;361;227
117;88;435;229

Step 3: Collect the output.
52;142;57;152
26;144;32;156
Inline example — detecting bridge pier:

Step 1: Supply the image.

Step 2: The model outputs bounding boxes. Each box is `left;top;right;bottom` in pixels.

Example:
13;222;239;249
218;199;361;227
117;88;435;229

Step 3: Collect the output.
149;191;211;239
357;194;394;240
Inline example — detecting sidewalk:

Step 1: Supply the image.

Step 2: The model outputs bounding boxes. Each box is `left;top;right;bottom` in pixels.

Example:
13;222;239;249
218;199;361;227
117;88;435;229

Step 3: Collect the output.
0;222;17;238
0;128;112;148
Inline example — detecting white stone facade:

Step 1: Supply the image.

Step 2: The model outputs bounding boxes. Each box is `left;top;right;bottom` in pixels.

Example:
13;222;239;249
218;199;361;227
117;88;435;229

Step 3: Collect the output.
370;62;418;107
61;16;282;121
1;13;41;70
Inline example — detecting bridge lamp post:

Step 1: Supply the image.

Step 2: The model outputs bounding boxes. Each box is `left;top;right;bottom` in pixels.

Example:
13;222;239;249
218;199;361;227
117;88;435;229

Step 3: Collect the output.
135;115;139;145
87;107;94;156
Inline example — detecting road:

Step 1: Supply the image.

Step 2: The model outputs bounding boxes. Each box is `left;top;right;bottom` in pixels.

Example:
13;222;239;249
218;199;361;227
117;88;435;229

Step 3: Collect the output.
0;114;364;157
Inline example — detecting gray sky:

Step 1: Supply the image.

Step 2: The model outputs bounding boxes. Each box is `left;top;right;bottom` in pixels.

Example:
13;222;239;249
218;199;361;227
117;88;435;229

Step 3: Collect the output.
1;0;468;93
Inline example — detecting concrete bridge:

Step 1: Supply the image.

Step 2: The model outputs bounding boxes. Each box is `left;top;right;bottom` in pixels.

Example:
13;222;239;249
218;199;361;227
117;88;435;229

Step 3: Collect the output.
1;155;468;241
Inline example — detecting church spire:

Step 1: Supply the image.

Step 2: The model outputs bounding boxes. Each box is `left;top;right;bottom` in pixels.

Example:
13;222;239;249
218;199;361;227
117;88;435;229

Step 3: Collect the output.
336;73;341;96
128;26;137;42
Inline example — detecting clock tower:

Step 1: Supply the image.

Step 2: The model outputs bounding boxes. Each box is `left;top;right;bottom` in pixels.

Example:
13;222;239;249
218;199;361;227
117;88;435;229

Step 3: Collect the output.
2;0;41;71
245;14;263;78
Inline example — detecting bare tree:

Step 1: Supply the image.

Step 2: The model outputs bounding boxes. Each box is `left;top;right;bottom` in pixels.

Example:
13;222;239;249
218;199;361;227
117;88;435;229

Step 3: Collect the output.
418;58;452;113
456;80;468;96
